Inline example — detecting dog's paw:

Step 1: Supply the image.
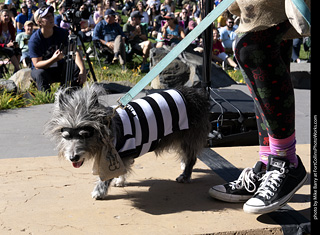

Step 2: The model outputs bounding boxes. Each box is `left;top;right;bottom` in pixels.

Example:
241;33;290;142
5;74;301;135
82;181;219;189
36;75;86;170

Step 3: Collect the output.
111;176;127;187
176;174;191;183
91;190;108;200
91;180;110;200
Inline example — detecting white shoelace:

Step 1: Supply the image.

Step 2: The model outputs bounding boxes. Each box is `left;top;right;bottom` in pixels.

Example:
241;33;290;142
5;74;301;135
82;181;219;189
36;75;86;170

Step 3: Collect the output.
255;168;288;199
229;168;257;193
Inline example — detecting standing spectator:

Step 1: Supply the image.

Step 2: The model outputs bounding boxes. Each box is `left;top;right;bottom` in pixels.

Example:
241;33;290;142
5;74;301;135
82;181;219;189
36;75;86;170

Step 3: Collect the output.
218;18;237;54
16;3;28;33
29;6;86;91
123;10;151;70
93;9;126;70
0;9;21;73
16;20;34;67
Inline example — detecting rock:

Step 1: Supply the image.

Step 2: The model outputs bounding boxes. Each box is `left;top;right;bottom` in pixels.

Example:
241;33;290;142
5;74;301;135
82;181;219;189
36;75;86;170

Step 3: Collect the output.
9;68;34;92
149;46;236;89
0;79;17;93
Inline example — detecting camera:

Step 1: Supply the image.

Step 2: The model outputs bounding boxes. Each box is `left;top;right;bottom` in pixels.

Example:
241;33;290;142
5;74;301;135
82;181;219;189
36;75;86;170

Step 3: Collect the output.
63;0;92;24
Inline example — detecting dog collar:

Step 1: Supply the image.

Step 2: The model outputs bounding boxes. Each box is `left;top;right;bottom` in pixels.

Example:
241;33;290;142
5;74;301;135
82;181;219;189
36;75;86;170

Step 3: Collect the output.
61;126;95;140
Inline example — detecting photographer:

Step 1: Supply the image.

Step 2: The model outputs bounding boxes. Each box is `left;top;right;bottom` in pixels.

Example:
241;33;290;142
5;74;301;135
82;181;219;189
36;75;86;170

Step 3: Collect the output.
0;9;21;73
29;6;86;91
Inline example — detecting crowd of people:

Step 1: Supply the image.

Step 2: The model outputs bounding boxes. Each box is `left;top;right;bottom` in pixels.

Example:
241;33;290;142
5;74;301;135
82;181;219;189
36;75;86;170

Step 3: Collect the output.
0;0;310;89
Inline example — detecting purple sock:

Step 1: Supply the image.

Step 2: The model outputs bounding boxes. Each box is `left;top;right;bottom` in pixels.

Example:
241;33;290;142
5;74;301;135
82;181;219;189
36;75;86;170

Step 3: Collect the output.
269;132;298;168
259;146;270;166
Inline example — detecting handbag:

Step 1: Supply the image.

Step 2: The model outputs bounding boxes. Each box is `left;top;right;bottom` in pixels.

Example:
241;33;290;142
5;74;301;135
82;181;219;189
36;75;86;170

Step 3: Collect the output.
285;0;311;37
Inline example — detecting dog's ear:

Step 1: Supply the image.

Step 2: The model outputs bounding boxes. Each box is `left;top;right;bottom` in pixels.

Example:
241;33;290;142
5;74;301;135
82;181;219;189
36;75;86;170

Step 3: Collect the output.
55;87;75;111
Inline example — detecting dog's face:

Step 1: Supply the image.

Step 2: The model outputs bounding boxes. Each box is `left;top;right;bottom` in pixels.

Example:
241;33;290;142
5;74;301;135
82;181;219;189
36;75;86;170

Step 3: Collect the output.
45;84;113;168
59;126;98;168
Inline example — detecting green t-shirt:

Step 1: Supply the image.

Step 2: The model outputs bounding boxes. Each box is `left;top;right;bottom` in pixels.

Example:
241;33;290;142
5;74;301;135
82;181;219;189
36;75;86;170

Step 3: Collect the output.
123;22;148;45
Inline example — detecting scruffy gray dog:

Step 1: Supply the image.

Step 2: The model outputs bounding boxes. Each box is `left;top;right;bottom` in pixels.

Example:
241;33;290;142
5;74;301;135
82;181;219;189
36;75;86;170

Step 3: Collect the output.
45;84;210;199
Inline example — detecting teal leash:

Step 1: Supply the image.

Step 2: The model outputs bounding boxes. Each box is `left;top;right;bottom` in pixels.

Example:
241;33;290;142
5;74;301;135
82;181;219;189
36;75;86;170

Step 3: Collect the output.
118;0;236;107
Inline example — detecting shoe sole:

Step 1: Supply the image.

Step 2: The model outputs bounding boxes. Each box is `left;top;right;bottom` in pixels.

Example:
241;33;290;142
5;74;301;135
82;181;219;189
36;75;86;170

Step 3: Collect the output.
209;187;253;203
243;174;308;214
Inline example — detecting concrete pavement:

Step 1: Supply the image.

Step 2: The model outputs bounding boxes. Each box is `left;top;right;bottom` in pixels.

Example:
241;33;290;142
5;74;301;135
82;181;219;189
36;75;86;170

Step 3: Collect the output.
0;74;312;234
0;145;310;234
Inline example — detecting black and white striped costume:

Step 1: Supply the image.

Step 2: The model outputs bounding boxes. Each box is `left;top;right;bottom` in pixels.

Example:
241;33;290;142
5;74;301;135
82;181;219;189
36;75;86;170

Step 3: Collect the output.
112;89;189;158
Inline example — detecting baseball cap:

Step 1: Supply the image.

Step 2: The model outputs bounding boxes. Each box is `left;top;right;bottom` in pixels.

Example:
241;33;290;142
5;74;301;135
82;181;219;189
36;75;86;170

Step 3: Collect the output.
24;20;34;27
34;6;54;24
130;10;143;19
164;13;175;19
105;9;116;16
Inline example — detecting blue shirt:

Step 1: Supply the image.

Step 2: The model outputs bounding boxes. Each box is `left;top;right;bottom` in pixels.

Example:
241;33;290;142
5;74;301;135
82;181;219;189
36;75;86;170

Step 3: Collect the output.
92;20;124;42
16;14;28;33
28;26;68;69
219;26;237;49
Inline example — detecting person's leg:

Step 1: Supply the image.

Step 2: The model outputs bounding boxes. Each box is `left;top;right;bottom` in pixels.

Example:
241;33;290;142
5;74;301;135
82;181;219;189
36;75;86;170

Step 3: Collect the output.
234;21;307;214
235;21;297;167
31;67;64;91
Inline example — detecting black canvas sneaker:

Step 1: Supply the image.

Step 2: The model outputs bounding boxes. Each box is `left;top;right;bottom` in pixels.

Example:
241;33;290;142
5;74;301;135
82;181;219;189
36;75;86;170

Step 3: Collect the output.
243;154;307;214
209;161;265;203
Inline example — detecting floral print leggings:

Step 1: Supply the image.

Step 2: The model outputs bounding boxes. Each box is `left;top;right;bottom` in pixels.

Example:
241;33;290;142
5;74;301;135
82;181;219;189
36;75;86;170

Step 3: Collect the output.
234;20;294;147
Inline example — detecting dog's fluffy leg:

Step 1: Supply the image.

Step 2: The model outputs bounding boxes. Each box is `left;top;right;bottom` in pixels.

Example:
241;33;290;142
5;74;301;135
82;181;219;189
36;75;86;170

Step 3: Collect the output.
111;175;127;187
91;179;111;200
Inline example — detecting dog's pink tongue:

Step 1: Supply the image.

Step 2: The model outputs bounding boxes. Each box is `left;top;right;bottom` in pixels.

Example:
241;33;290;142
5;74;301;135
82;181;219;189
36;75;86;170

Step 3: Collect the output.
72;161;83;168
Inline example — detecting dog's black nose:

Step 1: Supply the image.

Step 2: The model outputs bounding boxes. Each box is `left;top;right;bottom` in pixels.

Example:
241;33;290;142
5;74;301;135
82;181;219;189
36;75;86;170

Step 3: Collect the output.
70;155;80;162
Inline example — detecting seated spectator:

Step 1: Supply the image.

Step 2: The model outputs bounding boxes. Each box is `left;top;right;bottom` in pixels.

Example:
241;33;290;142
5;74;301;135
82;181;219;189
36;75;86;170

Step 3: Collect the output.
161;0;175;14
146;0;161;13
93;9;126;70
216;10;230;28
54;5;65;27
212;28;238;69
291;38;302;63
104;0;117;11
93;3;105;25
0;9;21;73
26;0;38;21
16;3;29;33
151;5;166;38
122;0;134;16
78;3;95;42
177;8;189;30
29;6;86;91
156;13;185;48
123;10;151;71
218;18;237;54
16;20;34;67
136;1;148;25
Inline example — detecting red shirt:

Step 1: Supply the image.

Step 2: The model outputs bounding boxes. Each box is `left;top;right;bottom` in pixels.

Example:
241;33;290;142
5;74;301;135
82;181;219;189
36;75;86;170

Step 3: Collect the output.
212;40;225;55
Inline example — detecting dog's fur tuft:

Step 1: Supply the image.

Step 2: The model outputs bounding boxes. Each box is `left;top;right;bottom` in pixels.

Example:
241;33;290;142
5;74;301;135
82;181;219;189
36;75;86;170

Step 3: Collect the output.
45;83;210;199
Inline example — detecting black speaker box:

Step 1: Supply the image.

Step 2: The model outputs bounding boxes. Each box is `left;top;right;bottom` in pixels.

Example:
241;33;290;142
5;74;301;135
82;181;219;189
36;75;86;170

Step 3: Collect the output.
208;88;258;147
